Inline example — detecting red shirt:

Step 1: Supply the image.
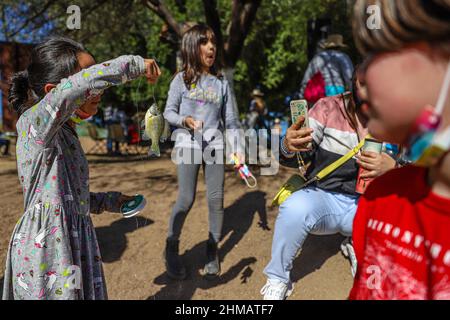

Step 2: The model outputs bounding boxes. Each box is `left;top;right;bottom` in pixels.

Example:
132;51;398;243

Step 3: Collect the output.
349;165;450;300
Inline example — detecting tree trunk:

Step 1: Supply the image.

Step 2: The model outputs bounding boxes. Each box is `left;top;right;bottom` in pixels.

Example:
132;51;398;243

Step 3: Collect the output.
222;67;240;118
143;0;262;113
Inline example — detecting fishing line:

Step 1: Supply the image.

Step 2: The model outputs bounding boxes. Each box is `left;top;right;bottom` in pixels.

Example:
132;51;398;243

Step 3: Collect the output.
151;79;157;106
129;78;143;230
130;60;160;228
131;72;159;229
134;77;145;162
134;74;159;162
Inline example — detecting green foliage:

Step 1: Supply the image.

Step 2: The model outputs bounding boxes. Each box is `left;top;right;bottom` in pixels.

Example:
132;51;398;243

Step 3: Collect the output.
2;0;357;116
47;0;175;112
233;0;356;112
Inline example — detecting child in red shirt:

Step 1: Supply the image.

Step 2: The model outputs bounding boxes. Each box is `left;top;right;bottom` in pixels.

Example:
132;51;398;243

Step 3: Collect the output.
350;165;450;299
350;0;450;299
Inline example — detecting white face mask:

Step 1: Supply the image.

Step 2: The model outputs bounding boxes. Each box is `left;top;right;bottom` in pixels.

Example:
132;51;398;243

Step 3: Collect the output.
405;61;450;167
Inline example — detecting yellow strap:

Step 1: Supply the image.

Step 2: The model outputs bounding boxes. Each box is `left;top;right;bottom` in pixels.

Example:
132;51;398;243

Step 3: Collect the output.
316;135;370;181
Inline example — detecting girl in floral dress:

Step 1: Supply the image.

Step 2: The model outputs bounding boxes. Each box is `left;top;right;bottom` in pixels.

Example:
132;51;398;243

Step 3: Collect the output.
3;37;161;300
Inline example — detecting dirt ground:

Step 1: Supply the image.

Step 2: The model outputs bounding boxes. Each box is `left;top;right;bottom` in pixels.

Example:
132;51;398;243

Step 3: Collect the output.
0;138;353;300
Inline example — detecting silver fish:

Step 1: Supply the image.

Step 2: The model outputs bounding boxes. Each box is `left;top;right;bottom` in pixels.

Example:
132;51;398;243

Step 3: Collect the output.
141;103;170;157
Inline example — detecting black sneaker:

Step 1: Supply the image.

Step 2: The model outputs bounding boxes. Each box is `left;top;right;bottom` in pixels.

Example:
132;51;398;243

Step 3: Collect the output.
165;239;187;280
203;238;221;279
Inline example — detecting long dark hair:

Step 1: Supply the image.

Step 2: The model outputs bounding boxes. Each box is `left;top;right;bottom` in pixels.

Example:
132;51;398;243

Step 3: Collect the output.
8;36;87;116
351;64;363;110
343;65;364;134
181;24;221;88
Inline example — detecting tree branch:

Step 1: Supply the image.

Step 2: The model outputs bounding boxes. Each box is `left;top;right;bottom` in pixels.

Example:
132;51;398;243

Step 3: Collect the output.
1;5;9;42
61;0;114;39
202;0;224;66
175;0;186;13
0;80;10;94
6;0;58;38
8;9;66;40
142;0;182;37
225;0;261;68
82;0;112;18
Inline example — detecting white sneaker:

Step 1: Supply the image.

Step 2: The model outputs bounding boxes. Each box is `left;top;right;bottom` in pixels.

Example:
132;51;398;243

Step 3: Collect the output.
341;237;357;278
260;279;294;300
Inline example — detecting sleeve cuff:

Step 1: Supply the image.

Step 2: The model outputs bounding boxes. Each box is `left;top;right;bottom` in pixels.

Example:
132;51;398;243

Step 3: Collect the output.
123;55;146;82
134;55;146;76
179;116;189;129
106;191;123;213
280;136;296;158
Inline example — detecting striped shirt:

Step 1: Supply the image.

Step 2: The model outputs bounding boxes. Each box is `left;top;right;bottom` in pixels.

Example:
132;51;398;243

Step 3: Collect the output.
281;94;368;196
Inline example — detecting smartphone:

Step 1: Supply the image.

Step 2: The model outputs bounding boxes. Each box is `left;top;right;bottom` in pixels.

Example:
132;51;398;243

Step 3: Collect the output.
290;99;311;148
290;99;309;128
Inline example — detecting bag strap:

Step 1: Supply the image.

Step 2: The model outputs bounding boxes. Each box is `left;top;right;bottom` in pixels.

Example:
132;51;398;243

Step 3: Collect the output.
302;135;370;187
316;136;367;179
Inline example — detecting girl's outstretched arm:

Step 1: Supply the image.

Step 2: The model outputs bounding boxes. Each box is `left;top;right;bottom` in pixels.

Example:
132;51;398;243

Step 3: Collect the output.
89;191;122;214
23;55;146;147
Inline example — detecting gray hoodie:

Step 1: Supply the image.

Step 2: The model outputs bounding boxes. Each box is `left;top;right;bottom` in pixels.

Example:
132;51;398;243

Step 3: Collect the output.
164;72;241;151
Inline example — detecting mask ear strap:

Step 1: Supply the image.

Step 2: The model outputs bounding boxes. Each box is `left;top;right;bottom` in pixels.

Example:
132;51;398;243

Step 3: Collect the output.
435;61;450;116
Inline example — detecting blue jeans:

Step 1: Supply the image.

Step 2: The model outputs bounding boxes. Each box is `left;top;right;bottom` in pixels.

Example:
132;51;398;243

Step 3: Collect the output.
168;148;225;243
105;120;119;153
263;187;359;284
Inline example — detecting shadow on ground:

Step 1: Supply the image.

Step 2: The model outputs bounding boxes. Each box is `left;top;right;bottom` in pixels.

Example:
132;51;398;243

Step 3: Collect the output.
96;216;154;263
147;191;270;299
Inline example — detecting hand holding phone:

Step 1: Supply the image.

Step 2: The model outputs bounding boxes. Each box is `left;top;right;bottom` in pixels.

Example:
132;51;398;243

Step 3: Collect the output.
290;100;309;128
289;100;312;149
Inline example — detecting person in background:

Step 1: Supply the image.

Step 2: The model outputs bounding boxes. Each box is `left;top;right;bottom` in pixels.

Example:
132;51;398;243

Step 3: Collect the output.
103;104;120;155
298;34;354;106
0;128;11;156
116;106;129;141
246;88;268;130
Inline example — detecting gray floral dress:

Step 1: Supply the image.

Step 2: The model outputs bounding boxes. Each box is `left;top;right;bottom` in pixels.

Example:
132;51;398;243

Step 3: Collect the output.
2;55;146;300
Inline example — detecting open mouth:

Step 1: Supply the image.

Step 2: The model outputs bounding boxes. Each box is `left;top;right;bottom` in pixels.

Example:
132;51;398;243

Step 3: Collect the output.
206;53;215;62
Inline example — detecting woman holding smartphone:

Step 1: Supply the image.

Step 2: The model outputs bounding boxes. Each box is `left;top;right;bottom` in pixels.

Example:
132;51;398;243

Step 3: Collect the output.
261;69;396;300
